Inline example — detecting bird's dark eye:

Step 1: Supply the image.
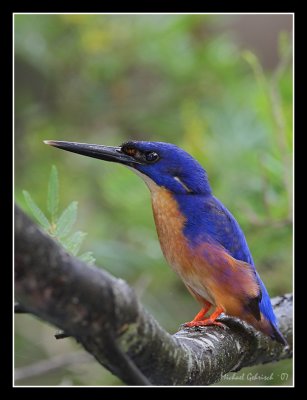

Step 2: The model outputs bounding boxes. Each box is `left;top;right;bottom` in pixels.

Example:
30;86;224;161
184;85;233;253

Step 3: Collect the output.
145;151;159;163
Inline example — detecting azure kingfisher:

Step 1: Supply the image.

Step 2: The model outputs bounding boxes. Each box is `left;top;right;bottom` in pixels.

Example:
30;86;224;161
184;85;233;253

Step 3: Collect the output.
45;139;287;345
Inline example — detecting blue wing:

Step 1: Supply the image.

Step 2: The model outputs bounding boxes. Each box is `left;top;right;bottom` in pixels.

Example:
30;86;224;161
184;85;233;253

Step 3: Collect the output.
205;197;281;323
175;194;254;263
201;196;280;328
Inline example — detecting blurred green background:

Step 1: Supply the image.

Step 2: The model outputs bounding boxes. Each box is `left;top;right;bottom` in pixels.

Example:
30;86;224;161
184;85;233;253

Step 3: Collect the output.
14;14;293;386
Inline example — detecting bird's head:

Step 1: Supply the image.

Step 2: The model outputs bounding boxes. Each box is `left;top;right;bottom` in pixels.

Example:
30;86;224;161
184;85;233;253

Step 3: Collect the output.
44;140;212;195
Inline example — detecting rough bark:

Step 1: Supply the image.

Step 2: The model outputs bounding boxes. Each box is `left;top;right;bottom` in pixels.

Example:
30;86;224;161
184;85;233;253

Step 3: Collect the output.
15;205;292;386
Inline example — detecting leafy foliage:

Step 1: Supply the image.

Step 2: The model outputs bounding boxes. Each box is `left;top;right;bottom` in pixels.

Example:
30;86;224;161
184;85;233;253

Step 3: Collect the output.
23;166;95;265
23;190;51;230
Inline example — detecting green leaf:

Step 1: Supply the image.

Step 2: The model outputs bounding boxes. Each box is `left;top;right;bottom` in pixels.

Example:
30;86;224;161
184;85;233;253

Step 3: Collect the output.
23;190;51;230
55;201;78;238
79;251;95;265
47;165;59;223
63;231;87;256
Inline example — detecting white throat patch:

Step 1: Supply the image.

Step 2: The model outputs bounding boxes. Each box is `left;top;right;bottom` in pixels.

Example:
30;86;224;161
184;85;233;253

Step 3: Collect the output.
126;167;193;194
126;166;158;192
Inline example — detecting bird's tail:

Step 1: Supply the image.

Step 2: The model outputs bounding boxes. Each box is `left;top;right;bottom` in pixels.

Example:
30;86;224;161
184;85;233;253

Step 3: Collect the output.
269;321;288;346
253;273;288;346
244;313;288;346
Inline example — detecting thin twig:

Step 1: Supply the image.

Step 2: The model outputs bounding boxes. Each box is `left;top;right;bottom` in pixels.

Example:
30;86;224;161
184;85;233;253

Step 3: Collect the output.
15;351;93;382
240;204;291;230
269;42;293;219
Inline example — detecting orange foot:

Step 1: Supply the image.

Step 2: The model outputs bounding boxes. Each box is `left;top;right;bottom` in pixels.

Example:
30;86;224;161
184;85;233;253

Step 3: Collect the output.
184;319;225;328
183;306;225;329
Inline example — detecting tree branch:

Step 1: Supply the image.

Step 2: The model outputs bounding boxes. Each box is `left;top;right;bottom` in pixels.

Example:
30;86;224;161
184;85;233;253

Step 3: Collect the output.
15;205;292;386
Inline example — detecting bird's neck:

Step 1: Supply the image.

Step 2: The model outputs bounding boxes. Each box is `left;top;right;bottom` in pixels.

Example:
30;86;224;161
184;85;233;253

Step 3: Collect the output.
147;180;210;246
137;172;211;256
149;183;209;267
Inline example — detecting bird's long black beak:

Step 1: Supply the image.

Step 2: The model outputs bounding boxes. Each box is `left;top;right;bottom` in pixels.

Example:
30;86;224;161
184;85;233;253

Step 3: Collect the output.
44;140;141;166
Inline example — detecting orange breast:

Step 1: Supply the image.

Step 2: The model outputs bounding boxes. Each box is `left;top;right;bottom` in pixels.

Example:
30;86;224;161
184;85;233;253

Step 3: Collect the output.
149;185;216;305
149;184;260;317
151;186;186;267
